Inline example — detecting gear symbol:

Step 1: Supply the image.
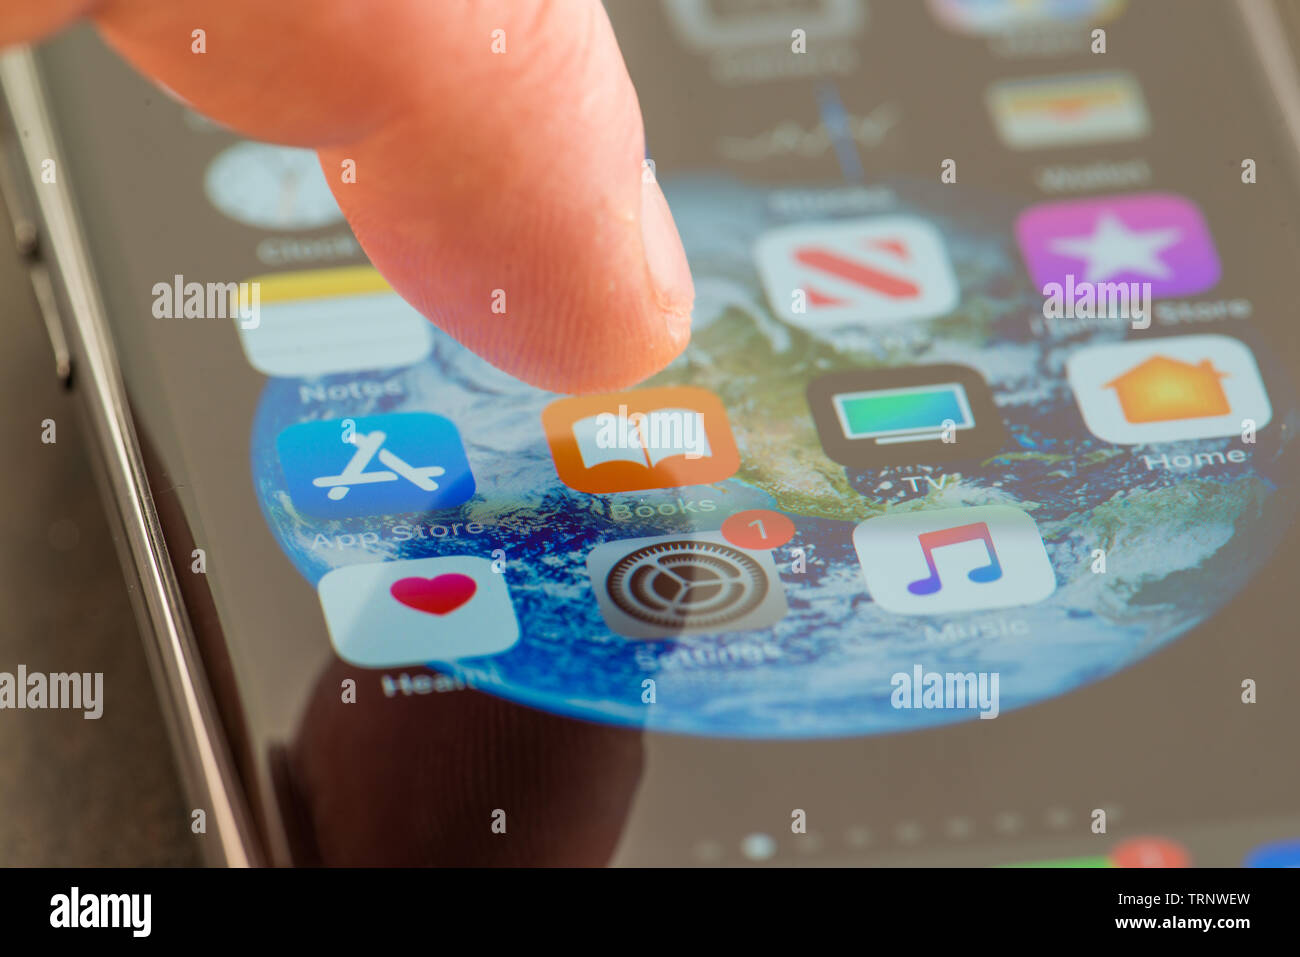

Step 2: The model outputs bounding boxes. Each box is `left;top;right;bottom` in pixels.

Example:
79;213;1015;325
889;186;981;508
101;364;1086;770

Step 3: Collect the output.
605;540;769;630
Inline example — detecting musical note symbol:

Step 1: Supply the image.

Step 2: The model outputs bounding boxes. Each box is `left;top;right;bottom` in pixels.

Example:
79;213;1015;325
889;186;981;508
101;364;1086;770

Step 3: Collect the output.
907;522;1003;596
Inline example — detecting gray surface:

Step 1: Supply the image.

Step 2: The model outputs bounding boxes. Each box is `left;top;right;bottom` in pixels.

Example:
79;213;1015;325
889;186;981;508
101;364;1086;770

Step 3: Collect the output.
0;193;197;866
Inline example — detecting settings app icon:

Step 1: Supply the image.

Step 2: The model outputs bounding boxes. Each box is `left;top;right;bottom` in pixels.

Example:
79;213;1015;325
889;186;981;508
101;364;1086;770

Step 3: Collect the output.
588;534;788;639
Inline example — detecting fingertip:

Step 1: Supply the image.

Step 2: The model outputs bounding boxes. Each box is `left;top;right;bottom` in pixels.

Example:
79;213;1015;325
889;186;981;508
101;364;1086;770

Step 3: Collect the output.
640;175;695;350
0;0;99;46
88;0;696;394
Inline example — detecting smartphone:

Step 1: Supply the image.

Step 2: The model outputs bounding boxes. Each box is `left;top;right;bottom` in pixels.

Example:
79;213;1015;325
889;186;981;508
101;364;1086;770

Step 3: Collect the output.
5;0;1300;867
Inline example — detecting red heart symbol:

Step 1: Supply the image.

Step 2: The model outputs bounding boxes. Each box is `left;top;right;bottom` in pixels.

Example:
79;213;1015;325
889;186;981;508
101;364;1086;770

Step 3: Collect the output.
389;574;477;615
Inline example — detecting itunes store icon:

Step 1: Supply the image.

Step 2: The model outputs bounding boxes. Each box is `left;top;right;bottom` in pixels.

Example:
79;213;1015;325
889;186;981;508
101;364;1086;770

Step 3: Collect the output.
853;506;1056;615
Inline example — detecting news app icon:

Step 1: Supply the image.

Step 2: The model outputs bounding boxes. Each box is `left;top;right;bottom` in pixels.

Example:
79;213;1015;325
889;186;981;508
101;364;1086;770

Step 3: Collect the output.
807;365;1007;468
986;71;1149;150
854;506;1056;615
587;533;788;639
755;216;960;328
318;556;520;666
542;386;739;494
277;412;475;517
1066;335;1271;444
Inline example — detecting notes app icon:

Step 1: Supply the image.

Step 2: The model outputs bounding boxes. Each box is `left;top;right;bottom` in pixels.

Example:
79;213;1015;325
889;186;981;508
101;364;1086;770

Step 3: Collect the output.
237;266;433;377
853;506;1055;615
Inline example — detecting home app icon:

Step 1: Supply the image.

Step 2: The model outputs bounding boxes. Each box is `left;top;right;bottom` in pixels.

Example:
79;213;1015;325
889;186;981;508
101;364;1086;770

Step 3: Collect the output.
1066;335;1271;444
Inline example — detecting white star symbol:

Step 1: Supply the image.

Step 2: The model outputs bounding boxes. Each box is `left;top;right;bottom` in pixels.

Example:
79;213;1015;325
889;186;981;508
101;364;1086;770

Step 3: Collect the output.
1048;213;1183;283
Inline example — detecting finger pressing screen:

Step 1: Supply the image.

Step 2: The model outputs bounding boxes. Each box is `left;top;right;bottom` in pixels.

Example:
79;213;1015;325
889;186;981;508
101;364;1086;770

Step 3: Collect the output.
4;0;695;392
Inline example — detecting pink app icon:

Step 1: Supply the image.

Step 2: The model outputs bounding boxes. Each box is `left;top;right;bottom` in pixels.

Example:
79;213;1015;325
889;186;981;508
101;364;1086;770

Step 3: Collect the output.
1016;192;1220;299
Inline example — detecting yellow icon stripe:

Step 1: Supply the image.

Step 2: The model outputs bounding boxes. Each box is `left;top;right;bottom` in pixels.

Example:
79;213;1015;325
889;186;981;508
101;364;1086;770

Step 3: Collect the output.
249;265;394;304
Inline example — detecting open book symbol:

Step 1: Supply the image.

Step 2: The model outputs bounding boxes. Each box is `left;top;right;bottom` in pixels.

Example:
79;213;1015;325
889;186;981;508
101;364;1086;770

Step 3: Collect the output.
312;430;446;501
571;408;712;470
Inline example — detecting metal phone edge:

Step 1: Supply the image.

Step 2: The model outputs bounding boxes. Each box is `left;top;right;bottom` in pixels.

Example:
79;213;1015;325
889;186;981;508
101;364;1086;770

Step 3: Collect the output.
0;47;259;868
1237;0;1300;179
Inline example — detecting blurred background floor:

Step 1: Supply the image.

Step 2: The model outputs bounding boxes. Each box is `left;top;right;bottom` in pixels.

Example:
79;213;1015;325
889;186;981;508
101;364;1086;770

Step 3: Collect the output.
0;191;197;866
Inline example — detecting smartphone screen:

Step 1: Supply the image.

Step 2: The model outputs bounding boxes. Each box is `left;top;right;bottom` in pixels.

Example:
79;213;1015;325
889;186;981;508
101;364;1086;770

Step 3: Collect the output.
17;0;1300;866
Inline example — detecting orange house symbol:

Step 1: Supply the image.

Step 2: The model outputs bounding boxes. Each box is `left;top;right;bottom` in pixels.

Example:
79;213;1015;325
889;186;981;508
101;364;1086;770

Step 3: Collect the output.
1105;355;1231;424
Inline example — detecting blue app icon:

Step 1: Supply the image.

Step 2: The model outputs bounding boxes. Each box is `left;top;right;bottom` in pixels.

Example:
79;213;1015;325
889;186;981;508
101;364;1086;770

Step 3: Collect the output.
1244;839;1300;867
276;412;475;517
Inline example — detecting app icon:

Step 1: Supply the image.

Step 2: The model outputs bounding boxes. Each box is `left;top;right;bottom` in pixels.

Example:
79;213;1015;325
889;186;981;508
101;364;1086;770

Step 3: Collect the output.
1009;836;1190;868
853;505;1056;615
1110;837;1190;868
755;216;959;328
277;412;475;516
587;533;788;638
929;0;1125;34
1244;839;1300;867
807;365;1006;468
542;386;739;494
663;0;866;51
1066;335;1271;444
1016;193;1220;299
318;556;519;666
1006;855;1113;868
205;141;344;231
986;71;1148;150
237;266;434;377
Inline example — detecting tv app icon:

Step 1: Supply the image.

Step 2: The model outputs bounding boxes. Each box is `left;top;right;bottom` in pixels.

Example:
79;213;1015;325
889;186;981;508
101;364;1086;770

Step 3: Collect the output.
807;365;1007;468
854;506;1056;615
277;412;475;517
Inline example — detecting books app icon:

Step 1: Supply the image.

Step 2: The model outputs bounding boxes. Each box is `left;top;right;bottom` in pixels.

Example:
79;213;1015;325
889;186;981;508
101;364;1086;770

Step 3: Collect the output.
542;386;739;494
808;365;1006;468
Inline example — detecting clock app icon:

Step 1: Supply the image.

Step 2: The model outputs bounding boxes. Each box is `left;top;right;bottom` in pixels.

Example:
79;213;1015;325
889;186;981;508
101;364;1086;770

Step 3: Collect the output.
204;141;344;231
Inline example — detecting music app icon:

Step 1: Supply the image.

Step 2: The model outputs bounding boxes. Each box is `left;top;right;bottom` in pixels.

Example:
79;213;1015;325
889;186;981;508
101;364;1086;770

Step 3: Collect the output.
853;506;1055;615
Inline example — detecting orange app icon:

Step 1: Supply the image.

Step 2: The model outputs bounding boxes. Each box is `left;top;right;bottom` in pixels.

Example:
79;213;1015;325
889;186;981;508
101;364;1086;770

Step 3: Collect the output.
1104;356;1229;423
542;386;740;494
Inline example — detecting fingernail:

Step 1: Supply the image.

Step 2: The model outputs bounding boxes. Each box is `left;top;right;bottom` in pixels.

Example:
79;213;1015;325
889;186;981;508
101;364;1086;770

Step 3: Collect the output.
641;175;695;333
